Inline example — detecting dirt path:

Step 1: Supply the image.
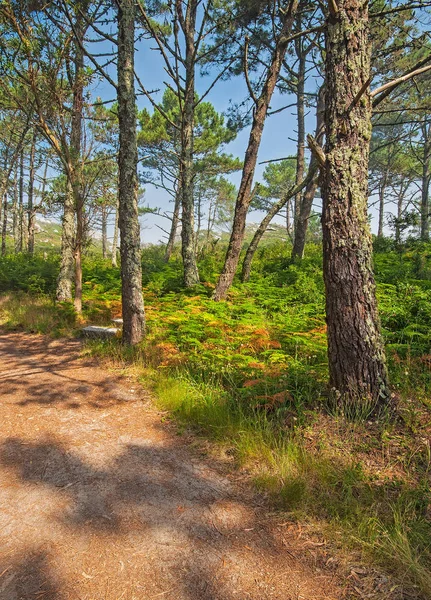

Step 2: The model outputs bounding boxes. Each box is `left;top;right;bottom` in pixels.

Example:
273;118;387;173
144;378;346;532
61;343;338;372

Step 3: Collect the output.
0;331;345;600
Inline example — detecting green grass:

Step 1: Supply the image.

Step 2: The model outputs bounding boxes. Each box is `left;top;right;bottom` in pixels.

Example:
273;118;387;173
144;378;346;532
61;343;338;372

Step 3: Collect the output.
0;293;77;335
151;368;431;597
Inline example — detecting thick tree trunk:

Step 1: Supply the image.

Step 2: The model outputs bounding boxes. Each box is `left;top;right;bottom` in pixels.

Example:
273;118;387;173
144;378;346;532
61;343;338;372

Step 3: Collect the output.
27;131;36;255
241;164;317;282
180;0;200;287
56;181;75;302
321;0;389;411
117;0;145;344
1;194;7;256
165;186;181;262
213;0;298;301
111;195;119;267
292;87;325;260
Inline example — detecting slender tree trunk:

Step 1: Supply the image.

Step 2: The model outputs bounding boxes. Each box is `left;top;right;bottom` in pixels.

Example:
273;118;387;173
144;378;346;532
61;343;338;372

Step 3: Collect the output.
117;0;145;344
195;185;202;254
241;165;317;282
292;87;325;260
377;167;389;238
12;164;18;248
206;197;215;244
213;1;298;300
286;198;291;233
321;0;389;411
17;150;24;253
165;185;181;262
56;181;75;302
74;201;84;313
69;14;87;314
395;180;408;245
294;34;306;235
1;194;7;256
420;124;431;242
111;194;119;267
180;0;200;287
27;131;36;254
102;205;108;259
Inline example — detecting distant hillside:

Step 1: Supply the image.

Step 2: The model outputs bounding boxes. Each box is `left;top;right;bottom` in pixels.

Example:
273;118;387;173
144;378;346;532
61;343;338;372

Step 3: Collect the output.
2;218;103;256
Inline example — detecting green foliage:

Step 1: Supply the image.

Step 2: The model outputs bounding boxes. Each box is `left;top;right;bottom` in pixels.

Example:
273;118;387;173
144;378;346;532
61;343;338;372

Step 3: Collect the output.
0;254;59;295
2;238;431;594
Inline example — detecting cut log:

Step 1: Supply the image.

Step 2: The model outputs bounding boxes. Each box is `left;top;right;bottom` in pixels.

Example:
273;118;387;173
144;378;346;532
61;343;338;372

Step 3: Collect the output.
81;326;119;339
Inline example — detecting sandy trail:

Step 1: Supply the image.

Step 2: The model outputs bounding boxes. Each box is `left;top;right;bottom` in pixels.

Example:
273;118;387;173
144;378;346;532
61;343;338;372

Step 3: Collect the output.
0;331;343;600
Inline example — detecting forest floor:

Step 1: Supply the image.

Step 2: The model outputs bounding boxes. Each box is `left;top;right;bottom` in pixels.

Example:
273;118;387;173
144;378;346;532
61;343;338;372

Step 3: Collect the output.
0;330;408;600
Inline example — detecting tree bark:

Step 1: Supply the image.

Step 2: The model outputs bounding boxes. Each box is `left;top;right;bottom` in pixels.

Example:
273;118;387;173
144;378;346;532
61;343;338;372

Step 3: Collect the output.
286;198;291;233
321;0;389;411
165;185;181;262
12;163;18;249
69;12;87;314
294;33;306;235
56;181;75;302
111;194;119;267
117;0;146;344
292;86;325;260
213;0;298;301
27;130;36;254
17;149;24;253
1;194;7;256
180;0;200;287
420;122;431;242
102;205;108;259
395;180;408;245
377;167;389;238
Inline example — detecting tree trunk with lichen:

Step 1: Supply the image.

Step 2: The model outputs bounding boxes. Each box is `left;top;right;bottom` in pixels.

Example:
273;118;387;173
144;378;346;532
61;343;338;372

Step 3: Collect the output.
117;0;145;345
212;0;298;301
321;0;389;412
56;181;75;302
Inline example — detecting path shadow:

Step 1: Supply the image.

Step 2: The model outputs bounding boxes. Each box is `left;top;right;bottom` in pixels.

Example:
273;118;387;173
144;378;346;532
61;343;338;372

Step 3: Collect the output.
0;549;65;600
0;331;138;409
0;435;284;599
